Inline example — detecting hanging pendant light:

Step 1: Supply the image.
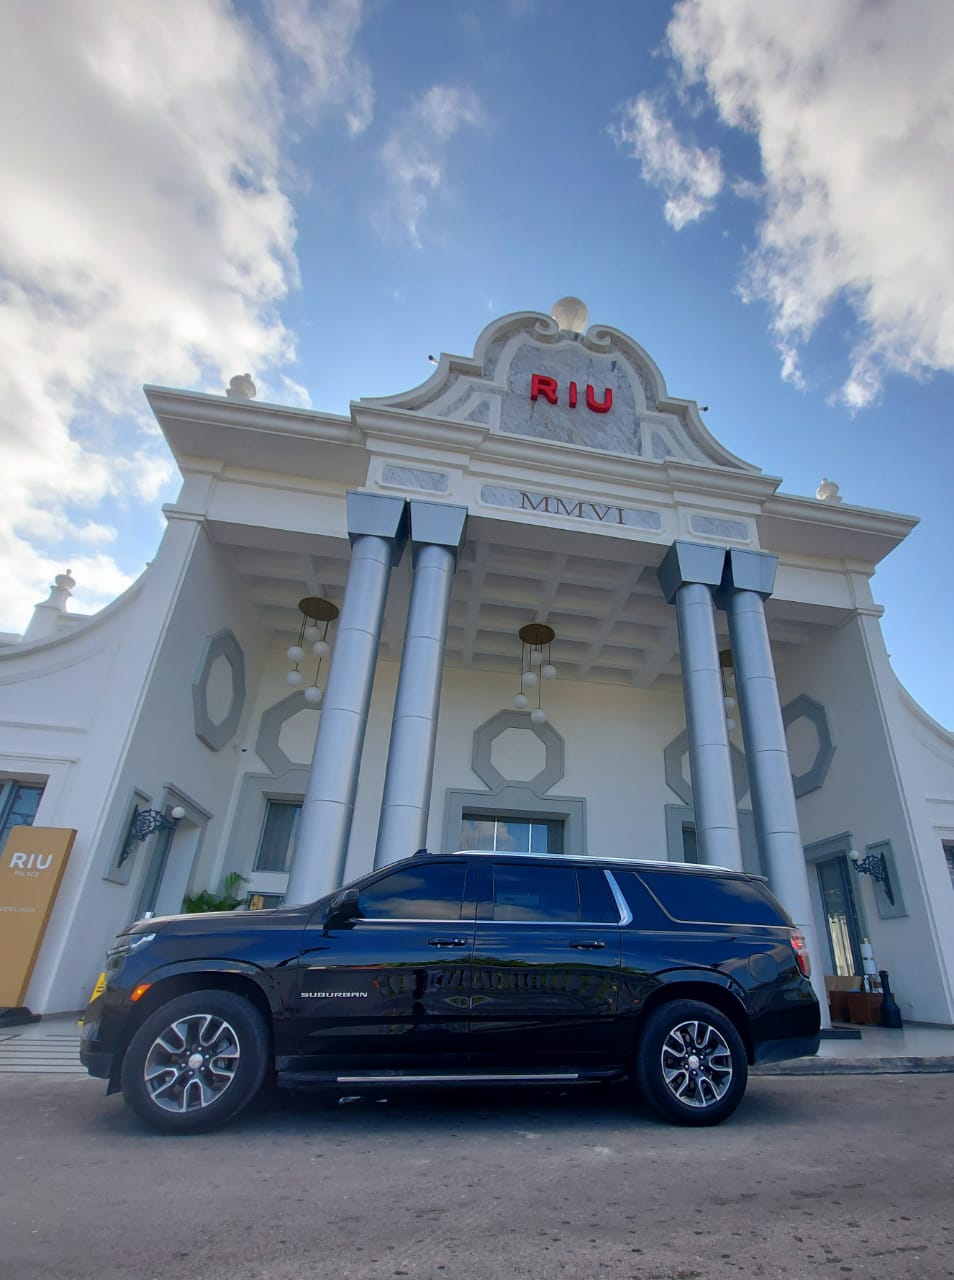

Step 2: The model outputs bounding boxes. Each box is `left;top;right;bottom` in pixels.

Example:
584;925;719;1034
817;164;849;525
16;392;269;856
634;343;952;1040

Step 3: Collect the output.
287;597;339;704
513;623;557;723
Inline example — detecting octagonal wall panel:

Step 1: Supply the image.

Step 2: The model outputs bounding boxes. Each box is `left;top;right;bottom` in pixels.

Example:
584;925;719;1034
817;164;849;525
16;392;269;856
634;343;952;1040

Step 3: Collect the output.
471;709;565;796
782;694;836;797
256;690;318;776
192;629;246;751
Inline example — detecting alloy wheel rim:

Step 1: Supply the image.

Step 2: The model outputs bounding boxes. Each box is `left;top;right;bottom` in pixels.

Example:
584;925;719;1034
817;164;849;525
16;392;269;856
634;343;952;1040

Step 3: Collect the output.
143;1013;241;1113
659;1018;733;1109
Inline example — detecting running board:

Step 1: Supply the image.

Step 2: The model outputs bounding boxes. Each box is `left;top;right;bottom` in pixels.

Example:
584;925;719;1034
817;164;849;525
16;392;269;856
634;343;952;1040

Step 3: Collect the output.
336;1071;581;1085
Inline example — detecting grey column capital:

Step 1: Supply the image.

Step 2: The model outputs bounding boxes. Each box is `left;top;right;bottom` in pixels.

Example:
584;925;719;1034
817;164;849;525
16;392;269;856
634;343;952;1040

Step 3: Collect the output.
409;500;467;566
717;548;778;602
657;541;727;605
347;491;409;564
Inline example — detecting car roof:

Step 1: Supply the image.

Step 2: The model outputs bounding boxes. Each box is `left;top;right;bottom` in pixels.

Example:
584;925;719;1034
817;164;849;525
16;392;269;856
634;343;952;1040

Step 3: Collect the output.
418;849;756;878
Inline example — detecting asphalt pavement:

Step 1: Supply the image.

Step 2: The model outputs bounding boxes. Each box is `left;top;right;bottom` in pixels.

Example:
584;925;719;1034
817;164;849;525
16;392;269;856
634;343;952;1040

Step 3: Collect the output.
1;1070;953;1280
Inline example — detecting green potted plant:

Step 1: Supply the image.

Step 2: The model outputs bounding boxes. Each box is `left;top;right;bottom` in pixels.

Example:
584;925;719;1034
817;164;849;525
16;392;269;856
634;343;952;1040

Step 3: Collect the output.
181;871;248;914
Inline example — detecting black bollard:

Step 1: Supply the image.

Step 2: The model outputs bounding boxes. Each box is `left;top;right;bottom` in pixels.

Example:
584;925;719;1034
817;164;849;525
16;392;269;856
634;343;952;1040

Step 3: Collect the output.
879;969;903;1029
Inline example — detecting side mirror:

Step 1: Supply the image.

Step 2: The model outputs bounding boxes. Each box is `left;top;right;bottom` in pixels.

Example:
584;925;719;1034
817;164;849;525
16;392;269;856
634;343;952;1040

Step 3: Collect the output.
322;887;361;930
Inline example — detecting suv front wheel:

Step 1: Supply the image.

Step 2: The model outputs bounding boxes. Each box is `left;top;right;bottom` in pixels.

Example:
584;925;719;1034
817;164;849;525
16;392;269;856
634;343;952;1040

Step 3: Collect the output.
121;989;269;1134
636;998;748;1127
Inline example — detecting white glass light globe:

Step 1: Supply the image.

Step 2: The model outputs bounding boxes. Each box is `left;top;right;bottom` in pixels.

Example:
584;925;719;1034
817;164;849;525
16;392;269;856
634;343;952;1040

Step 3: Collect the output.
530;707;547;724
286;670;304;687
726;717;737;732
540;664;557;680
313;639;331;657
529;649;543;666
724;696;736;711
521;670;538;688
303;685;323;705
286;645;304;662
304;624;320;643
513;693;529;709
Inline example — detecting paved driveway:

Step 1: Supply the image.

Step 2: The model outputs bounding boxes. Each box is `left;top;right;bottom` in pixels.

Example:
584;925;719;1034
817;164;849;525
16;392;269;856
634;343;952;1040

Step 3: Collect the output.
1;1073;952;1280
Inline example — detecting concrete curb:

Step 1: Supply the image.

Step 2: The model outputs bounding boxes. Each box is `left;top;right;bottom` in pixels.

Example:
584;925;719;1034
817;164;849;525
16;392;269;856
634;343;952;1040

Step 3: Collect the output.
753;1056;954;1076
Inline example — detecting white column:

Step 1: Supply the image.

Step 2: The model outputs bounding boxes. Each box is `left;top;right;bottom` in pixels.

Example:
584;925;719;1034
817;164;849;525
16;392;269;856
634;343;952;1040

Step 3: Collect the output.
285;494;408;905
720;549;830;1023
658;542;743;870
374;503;467;867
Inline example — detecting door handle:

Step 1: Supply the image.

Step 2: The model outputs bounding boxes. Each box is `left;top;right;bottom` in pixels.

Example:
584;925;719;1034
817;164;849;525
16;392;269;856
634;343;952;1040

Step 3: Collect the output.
570;940;606;950
427;937;469;948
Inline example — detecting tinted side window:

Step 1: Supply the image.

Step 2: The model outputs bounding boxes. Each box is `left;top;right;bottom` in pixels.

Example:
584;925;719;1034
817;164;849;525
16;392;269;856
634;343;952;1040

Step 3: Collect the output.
612;871;672;930
578;866;619;923
637;870;787;926
492;864;579;921
357;863;467;920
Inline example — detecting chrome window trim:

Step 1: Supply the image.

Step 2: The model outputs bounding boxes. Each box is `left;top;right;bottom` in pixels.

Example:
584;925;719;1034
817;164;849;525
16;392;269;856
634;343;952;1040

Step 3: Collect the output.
357;916;472;924
604;871;633;926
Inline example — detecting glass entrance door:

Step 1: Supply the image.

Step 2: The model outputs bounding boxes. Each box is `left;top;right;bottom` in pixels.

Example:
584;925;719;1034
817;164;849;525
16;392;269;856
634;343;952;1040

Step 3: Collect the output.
817;855;864;976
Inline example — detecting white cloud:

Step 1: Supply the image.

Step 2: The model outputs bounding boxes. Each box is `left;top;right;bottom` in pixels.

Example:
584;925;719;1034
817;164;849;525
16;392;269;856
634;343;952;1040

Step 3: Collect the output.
378;86;485;248
662;0;954;406
612;94;724;230
265;0;374;134
0;0;369;633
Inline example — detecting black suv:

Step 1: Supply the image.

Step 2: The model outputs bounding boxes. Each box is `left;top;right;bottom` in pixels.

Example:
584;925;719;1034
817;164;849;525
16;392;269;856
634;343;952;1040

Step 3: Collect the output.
80;851;820;1133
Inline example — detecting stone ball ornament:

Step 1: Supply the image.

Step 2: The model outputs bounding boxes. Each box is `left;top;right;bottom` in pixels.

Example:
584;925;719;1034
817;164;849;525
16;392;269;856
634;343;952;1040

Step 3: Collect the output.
550;296;589;333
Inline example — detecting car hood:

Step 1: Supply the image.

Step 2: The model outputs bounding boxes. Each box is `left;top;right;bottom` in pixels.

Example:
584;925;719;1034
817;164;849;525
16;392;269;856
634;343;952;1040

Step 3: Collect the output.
123;904;316;937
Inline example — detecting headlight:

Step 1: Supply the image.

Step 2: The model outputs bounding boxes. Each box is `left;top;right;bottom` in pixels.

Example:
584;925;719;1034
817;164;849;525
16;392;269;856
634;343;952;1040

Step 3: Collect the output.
105;931;156;967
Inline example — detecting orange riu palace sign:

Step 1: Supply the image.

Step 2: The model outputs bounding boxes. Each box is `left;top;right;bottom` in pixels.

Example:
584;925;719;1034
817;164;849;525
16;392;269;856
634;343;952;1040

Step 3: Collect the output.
0;826;76;1008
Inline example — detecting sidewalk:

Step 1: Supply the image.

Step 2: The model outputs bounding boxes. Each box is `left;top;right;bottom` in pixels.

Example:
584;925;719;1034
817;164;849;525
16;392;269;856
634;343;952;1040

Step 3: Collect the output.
2;1012;954;1077
753;1022;954;1075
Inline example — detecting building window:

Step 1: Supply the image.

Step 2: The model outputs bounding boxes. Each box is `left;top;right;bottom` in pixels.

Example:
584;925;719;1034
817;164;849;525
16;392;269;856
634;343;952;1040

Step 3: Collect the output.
253;801;301;874
681;823;700;864
460;812;564;854
943;842;954;891
0;780;44;849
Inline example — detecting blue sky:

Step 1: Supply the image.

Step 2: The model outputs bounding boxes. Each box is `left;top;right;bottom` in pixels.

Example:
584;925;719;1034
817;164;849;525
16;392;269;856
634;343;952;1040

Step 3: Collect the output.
3;0;954;727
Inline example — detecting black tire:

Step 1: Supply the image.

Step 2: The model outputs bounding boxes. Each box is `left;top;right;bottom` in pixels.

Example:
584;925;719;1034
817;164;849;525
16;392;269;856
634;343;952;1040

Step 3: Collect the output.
636;998;748;1127
121;989;270;1134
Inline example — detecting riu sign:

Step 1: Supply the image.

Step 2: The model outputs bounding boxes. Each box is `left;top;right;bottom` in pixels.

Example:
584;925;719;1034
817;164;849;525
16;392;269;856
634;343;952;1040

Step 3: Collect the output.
530;374;613;414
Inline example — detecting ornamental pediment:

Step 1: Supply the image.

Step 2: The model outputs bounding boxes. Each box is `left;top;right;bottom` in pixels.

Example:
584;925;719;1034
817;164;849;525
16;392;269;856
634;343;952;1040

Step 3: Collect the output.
359;307;758;473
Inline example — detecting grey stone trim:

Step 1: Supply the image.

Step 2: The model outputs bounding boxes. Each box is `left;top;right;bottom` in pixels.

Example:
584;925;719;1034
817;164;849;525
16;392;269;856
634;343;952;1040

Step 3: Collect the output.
663;728;750;807
657;541;727;604
719;547;778;600
664;804;763;876
442;785;587;856
471;709;566;796
228;768;310;880
803;831;854;863
381;465;448;492
690;515;750;543
192;629;246;752
255;691;317;776
347;491;409;565
782;693;836;797
408;500;467;561
864;839;908;920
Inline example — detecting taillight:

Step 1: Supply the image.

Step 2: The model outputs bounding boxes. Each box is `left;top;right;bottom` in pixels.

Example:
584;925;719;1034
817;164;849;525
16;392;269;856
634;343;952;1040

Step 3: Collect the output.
790;930;811;979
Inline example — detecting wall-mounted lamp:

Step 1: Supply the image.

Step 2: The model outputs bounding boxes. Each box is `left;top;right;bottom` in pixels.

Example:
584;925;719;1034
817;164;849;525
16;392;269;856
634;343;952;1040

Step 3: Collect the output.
849;847;895;906
119;806;186;866
512;623;557;724
286;596;339;704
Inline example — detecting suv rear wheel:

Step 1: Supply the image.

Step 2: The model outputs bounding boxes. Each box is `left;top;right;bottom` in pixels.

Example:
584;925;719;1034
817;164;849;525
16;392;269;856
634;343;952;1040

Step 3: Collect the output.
636;998;748;1127
121;989;269;1134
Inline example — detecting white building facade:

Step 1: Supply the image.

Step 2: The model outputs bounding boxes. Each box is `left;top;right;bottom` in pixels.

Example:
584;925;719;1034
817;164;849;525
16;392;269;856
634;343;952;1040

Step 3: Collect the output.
3;305;954;1026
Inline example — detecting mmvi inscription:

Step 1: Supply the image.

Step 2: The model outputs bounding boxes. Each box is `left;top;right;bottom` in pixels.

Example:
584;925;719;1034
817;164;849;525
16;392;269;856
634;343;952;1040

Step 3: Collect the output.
481;484;661;531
